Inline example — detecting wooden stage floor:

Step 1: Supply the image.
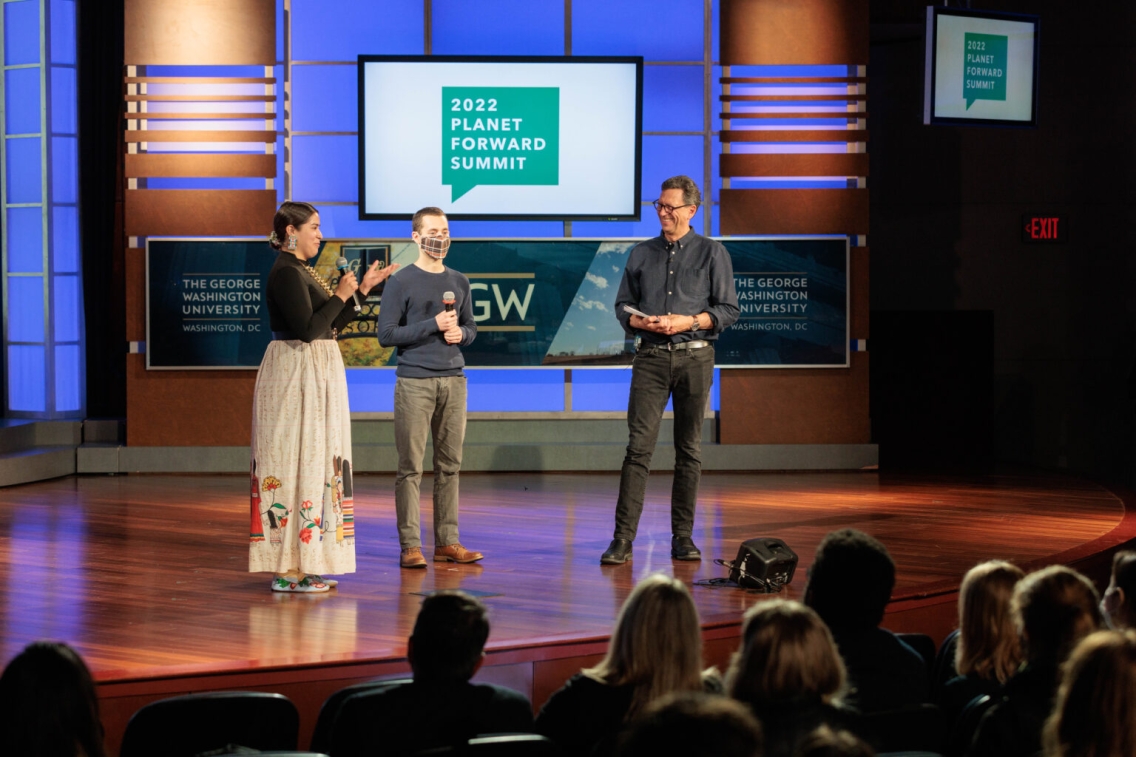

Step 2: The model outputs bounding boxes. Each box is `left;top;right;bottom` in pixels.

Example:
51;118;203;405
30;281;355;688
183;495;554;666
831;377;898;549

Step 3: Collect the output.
1;470;1134;754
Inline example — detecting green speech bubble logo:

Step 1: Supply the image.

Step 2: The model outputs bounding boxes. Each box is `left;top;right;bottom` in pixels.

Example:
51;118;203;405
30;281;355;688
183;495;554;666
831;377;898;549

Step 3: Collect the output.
963;32;1008;110
442;87;559;202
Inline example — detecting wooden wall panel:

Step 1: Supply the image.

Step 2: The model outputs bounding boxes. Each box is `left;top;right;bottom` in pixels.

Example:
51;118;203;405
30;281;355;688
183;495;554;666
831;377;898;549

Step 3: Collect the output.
126;355;256;446
124;0;275;65
125;154;276;178
850;247;869;340
720;188;868;235
125;247;145;341
721;153;869;178
720;0;869;65
719;355;871;445
125;190;277;237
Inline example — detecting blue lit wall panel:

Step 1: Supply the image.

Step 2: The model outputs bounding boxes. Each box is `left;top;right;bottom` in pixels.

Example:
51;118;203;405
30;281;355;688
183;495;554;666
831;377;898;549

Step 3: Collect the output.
5;68;41;134
51;205;77;272
146;177;266;190
7;206;44;273
345;369;396;412
54;344;80;412
51;136;76;203
467;369;563;412
6;136;43;203
572;368;720;411
49;66;76;134
641;135;703;200
572;369;632;412
310;204;406;239
572;0;704;61
8;276;45;342
49;0;75;65
432;0;564;56
291;65;356;133
291;0;423;61
8;345;45;412
52;275;78;341
291;135;357;203
643;65;704;133
144;65;264;77
3;1;40;66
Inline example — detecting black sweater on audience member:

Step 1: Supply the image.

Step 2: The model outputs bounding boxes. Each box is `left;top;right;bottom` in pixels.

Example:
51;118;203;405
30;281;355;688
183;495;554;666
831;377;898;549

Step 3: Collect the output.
330;679;534;757
967;662;1059;757
832;627;931;713
743;698;864;757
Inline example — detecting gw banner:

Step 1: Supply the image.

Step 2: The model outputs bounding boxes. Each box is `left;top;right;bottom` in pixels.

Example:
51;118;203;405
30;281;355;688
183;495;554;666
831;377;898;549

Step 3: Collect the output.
146;237;847;369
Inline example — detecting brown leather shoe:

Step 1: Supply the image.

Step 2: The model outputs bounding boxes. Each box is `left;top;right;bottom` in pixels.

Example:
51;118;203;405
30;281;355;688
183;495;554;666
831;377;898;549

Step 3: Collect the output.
434;543;484;564
400;547;427;569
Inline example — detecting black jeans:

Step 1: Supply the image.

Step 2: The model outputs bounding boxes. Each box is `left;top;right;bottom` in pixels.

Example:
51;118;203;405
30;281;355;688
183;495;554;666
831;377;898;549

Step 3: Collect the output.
613;344;715;541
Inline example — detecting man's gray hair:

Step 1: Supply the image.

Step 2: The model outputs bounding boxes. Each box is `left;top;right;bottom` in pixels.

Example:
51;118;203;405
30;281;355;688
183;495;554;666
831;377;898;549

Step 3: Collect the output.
661;175;702;207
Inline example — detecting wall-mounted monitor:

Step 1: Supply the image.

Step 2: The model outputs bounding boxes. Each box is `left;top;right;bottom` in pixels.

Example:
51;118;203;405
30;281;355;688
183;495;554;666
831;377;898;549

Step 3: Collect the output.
923;6;1040;127
358;55;643;221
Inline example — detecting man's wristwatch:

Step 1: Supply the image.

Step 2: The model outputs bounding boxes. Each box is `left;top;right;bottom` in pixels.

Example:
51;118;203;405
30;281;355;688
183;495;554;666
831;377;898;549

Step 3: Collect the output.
689;314;700;331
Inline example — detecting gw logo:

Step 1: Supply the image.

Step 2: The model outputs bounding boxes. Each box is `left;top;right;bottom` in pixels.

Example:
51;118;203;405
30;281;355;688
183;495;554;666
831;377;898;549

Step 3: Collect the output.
468;274;536;332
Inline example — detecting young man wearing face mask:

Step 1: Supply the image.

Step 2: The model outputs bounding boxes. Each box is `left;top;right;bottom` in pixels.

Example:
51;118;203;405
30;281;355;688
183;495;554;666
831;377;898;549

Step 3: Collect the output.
377;207;481;569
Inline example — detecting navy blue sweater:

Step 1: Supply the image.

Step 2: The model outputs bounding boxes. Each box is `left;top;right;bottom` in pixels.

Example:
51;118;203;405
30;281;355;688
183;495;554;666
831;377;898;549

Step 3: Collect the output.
376;264;477;378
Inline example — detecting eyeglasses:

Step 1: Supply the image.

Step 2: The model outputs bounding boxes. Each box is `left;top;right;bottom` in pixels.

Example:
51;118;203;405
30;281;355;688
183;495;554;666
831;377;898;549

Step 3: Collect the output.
652;200;695;214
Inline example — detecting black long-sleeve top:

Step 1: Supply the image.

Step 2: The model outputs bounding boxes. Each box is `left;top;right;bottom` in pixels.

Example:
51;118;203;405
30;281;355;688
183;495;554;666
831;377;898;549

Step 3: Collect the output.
266;251;355;341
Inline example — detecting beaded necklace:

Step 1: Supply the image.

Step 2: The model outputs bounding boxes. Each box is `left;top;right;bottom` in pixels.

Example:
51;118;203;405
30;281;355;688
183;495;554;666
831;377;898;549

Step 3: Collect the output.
300;261;335;298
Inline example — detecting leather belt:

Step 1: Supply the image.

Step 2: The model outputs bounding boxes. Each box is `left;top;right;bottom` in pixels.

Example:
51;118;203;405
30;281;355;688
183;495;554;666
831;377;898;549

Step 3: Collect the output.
638;339;711;353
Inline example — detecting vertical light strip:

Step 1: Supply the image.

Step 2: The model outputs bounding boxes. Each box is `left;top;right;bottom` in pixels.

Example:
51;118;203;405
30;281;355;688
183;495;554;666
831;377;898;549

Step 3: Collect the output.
40;0;52;416
702;0;712;236
283;0;292;201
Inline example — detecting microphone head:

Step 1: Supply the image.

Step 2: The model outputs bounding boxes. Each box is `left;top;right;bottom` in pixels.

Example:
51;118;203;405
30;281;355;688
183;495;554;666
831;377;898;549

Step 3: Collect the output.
335;256;349;270
443;290;455;302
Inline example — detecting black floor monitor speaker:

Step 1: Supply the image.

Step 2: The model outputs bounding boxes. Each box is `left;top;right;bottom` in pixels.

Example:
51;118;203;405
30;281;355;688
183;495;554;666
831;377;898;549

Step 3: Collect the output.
728;537;798;592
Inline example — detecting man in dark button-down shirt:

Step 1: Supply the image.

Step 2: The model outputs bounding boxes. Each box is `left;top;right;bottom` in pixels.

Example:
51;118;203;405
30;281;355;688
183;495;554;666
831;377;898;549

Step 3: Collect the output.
601;175;740;565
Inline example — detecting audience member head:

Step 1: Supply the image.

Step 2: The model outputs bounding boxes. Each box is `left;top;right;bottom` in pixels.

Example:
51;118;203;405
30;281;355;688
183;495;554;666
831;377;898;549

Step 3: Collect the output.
804;529;895;633
1101;550;1136;630
0;640;106;757
797;725;875;757
586;573;704;719
1013;565;1103;666
955;560;1026;683
1042;630;1136;757
408;590;490;683
726;599;847;709
616;692;763;757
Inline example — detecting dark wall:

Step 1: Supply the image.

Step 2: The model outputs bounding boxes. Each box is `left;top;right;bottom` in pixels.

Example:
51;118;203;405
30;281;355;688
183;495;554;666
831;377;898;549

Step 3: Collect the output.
78;0;126;418
868;2;1136;485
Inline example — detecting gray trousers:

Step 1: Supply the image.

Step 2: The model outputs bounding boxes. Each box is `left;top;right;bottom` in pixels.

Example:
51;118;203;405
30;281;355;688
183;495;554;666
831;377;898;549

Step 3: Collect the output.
394;375;467;550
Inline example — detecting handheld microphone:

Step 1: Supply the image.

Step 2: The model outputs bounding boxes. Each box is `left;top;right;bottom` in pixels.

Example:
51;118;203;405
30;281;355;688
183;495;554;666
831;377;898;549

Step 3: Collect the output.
335;257;362;313
443;291;455;313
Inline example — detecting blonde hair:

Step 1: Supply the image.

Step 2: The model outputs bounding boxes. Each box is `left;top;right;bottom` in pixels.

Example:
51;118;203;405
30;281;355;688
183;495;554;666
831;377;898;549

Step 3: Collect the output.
955;560;1026;683
1014;565;1103;665
726;599;847;708
585;573;705;720
1042;630;1136;757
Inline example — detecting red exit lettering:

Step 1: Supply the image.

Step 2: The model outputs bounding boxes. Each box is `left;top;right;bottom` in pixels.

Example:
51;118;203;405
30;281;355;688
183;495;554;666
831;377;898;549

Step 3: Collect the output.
1025;217;1060;239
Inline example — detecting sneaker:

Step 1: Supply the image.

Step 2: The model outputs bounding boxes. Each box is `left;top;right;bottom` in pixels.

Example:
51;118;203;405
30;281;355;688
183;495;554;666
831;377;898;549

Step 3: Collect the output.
306;574;338;588
271;576;330;593
434;543;485;564
400;547;428;569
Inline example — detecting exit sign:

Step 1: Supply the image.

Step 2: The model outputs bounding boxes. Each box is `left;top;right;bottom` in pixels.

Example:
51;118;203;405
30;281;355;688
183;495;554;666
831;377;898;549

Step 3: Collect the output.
1022;214;1067;243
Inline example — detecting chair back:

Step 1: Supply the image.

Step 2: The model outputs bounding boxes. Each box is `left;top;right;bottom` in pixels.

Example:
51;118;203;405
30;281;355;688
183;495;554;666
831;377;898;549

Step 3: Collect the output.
931;629;961;696
120;691;299;757
416;734;559;756
897;632;937;673
309;677;413;753
946;694;995;756
862;703;947;754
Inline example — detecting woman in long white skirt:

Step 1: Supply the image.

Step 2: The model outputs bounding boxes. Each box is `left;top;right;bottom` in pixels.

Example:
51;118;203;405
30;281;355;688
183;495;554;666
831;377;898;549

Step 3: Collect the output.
249;201;396;592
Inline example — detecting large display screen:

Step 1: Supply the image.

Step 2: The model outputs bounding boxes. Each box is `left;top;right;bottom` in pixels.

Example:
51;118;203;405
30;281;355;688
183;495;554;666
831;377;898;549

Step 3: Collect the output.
146;238;847;370
358;55;643;220
923;7;1040;127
